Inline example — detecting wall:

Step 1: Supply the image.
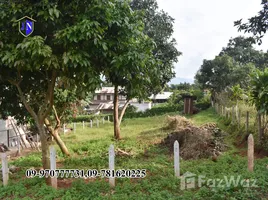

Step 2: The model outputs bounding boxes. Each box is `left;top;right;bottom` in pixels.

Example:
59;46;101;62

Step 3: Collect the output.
0;118;30;148
130;102;152;112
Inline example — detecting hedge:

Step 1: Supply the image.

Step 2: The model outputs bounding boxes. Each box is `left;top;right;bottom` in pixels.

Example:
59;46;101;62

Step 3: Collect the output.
69;102;209;123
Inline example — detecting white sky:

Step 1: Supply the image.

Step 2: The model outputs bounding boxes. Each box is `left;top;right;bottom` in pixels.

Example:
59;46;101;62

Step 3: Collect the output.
157;0;268;80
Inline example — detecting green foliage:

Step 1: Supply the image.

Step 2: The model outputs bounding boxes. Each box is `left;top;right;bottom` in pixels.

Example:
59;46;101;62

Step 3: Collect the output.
219;36;267;69
168;90;190;105
230;84;244;102
130;0;182;95
249;68;268;114
125;104;138;114
234;1;268;46
195;54;255;93
1;109;268;199
169;83;192;91
69;114;112;123
195;101;211;110
124;104;183;118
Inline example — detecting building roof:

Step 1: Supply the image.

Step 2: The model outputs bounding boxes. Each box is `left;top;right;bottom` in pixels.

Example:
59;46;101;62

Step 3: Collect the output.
95;87;114;94
94;87;124;94
149;92;173;100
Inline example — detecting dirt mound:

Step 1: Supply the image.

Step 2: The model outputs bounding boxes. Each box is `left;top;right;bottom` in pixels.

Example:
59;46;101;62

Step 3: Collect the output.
162;116;227;160
165;115;193;130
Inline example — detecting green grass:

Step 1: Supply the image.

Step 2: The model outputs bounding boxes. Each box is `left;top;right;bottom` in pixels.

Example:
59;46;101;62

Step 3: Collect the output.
0;109;267;200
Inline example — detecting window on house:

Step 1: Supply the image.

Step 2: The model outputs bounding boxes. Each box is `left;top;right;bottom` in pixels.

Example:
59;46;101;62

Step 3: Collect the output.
107;95;110;100
97;95;101;100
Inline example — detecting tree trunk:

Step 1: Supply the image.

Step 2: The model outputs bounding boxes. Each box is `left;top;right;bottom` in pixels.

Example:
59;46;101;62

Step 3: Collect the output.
113;85;120;140
51;129;70;156
37;123;52;186
44;118;70;156
119;100;130;126
258;112;264;143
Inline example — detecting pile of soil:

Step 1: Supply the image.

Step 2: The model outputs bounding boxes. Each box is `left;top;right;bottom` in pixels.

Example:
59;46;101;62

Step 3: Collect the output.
162;116;227;160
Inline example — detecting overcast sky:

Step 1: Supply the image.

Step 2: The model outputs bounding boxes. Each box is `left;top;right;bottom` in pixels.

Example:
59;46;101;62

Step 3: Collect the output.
157;0;268;81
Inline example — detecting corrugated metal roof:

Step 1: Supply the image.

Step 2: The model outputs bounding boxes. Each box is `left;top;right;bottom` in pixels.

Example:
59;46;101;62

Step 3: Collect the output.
94;87;124;94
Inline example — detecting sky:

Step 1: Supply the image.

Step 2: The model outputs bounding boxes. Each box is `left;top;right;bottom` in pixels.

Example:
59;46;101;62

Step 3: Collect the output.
157;0;268;81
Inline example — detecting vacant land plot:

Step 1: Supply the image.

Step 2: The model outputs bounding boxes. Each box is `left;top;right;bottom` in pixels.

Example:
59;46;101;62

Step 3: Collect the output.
0;108;267;200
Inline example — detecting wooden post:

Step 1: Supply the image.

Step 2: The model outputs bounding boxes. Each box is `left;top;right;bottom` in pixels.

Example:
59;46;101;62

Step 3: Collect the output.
109;144;115;187
97;119;99;128
83;121;85;129
174;140;180;177
90;120;92;128
246;111;249;134
248;134;254;172
49;146;57;189
238;109;241;129
235;105;238;121
102;117;105;124
108;116;110;122
258;112;263;142
265;112;267;125
7;130;9;148
1;153;9;186
232;106;235;123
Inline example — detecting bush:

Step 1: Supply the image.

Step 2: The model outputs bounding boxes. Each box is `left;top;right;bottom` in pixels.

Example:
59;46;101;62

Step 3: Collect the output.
195;101;211;110
124;104;183;118
125;104;138;114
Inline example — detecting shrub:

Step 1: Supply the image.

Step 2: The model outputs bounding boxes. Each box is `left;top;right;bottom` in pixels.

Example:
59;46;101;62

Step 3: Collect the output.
195;101;211;110
124;104;183;118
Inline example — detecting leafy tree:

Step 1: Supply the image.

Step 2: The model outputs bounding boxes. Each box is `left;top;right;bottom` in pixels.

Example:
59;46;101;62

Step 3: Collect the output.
130;0;182;93
230;84;244;103
0;0;143;185
195;54;255;99
250;68;268;141
103;0;182;139
234;0;268;45
169;83;192;91
219;36;266;69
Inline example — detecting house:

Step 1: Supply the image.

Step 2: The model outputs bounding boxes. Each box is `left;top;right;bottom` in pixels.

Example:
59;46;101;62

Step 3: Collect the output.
89;87;172;113
89;87;127;114
149;92;173;103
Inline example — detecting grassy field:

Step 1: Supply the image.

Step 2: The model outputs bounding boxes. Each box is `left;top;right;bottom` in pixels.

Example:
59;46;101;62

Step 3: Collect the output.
0;108;268;200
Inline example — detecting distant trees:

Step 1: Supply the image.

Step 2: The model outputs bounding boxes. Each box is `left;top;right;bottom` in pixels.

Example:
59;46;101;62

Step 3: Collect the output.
195;36;264;99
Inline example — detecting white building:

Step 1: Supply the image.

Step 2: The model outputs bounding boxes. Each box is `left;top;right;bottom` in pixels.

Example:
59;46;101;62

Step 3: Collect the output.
89;87;172;113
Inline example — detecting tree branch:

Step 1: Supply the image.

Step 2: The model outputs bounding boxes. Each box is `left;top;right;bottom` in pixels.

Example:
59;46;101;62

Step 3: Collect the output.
8;80;38;122
40;70;57;121
119;99;130;126
53;105;61;130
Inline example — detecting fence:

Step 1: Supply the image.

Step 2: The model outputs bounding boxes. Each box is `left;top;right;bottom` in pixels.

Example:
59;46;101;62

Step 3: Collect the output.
1;137;255;187
213;102;267;143
63;116;110;134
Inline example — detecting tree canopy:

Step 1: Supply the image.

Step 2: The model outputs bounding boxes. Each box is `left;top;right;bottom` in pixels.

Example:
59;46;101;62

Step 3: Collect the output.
0;0;161;184
234;0;268;44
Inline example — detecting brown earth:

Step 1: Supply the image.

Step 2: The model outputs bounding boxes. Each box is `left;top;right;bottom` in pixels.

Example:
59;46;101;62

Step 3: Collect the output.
160;116;227;160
